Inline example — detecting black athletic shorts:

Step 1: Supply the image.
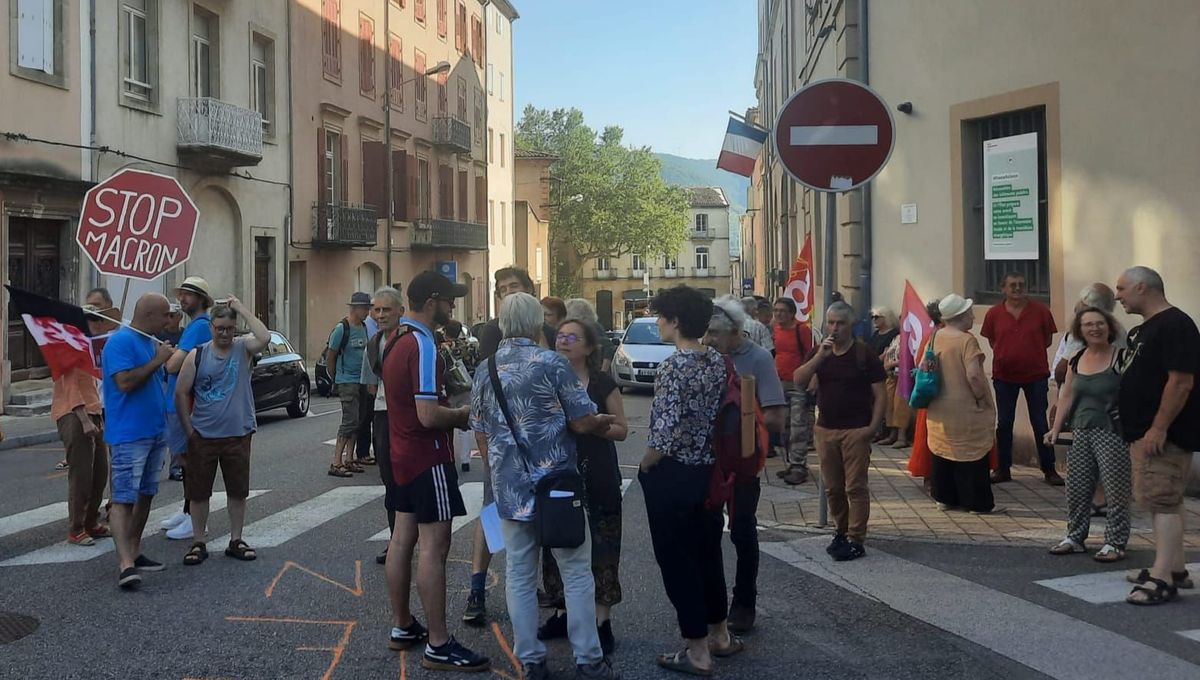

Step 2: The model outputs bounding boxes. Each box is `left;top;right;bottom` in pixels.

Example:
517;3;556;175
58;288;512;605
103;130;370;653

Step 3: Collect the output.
389;461;466;524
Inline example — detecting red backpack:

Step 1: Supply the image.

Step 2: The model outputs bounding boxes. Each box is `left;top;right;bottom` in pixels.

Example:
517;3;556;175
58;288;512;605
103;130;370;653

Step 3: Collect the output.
706;356;770;514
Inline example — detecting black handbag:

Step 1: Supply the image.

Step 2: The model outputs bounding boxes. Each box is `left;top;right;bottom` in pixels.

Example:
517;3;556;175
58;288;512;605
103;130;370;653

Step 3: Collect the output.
487;356;587;549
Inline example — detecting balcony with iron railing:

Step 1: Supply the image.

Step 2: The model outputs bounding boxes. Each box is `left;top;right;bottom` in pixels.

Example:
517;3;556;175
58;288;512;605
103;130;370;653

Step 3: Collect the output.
693;267;712;278
432;115;472;154
629;267;648;279
593;268;617;280
312;203;378;247
177;97;263;169
690;228;715;240
412;217;488;250
660;267;682;278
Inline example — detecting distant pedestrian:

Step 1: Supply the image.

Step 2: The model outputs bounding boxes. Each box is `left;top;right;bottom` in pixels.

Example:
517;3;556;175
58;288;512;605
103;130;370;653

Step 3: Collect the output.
356;308;381;468
754;297;773;330
542;296;567;328
1046;306;1129;561
868;307;900;445
924;295;998;515
772;297;815;485
565;298;617;373
704;297;788;634
360;287;404;566
54;363;109;546
641;286;740;677
1114;267;1200;605
740;296;773;352
1052;283;1126;388
157;304;184;345
325;292;371;478
102;293;175;589
980;272;1062;486
173;297;270;566
794;302;887;561
472;294;617;679
382;271;488;671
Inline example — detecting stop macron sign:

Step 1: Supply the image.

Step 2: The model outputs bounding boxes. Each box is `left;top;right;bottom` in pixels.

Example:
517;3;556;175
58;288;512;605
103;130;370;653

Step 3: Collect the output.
772;79;895;192
76;168;199;281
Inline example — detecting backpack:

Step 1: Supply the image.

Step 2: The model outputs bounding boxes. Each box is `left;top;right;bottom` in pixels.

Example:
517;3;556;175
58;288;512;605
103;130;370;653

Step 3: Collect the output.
706;356;770;514
315;319;350;397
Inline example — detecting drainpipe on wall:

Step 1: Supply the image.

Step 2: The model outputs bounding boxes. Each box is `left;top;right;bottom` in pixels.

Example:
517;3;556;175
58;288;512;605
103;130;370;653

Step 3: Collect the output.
87;0;98;291
858;0;873;315
283;0;295;344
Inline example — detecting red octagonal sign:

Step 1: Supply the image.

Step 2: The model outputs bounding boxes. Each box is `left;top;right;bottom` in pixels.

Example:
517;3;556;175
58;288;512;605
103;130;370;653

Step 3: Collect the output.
773;79;895;192
76;168;199;281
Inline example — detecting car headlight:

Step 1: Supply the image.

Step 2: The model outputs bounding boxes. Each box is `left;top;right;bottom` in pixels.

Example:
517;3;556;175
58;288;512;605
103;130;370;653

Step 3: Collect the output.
614;351;631;369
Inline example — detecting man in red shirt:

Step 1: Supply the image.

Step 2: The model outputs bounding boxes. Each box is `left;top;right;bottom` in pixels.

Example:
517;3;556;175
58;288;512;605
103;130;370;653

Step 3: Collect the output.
980;272;1063;486
772;297;814;485
382;270;489;672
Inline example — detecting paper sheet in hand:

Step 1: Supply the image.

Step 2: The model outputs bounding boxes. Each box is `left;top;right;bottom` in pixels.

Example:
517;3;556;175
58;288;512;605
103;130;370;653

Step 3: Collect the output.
480;502;504;554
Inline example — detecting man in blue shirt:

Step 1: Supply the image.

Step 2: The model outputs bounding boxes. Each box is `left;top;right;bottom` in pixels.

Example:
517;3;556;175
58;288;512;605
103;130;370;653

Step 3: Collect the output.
158;277;214;541
326;292;371;477
103;293;175;590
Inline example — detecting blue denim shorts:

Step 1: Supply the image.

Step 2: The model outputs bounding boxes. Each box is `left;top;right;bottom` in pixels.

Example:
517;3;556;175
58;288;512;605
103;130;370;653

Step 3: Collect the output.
110;434;168;503
166;412;189;455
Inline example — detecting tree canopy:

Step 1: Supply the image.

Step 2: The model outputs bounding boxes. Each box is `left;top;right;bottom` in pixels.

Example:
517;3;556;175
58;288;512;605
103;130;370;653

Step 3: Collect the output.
516;106;690;296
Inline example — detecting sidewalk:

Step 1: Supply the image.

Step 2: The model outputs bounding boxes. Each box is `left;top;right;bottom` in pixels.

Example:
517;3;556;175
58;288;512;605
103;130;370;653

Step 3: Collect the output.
758;444;1200;550
0;414;60;451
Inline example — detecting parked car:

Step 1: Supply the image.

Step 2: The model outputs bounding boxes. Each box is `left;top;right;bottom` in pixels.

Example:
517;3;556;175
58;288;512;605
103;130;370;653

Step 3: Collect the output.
252;331;310;418
611;317;675;392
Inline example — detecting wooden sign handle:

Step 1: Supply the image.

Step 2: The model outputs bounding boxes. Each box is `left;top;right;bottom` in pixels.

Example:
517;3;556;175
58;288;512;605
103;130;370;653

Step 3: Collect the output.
741;375;756;458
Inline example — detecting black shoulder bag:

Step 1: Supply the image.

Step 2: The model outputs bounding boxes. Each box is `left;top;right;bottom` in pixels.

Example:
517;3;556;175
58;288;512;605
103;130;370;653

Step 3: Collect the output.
486;356;587;549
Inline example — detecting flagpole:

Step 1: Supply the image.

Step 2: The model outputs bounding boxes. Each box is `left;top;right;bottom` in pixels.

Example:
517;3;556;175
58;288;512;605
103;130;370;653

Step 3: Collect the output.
727;110;771;133
83;308;167;344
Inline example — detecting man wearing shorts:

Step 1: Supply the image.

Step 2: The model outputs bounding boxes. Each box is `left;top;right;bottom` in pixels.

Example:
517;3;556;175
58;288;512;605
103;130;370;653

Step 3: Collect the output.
382;270;488;672
326;292;371;477
173;297;270;566
1115;266;1200;605
102;293;175;589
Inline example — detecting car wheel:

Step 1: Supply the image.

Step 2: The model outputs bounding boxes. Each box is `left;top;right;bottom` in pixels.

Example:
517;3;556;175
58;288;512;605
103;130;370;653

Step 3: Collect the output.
287;380;310;418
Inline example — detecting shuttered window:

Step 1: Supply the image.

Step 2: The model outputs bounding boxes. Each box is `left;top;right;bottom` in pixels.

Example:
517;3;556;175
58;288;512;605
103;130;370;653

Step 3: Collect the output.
388;34;403;110
322;0;341;79
359;14;375;97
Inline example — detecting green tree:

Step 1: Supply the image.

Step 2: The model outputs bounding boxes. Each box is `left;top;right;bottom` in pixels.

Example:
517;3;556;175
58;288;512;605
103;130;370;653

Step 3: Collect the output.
516;106;690;296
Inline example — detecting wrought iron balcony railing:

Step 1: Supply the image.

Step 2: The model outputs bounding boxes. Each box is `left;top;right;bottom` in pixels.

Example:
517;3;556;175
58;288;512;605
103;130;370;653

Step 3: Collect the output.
412;217;488;250
432;115;472;154
312;203;378;247
177;97;263;168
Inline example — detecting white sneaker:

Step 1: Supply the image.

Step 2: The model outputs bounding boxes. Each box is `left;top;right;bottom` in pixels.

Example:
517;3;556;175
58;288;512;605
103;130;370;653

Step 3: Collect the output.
160;511;189;531
166;521;195;540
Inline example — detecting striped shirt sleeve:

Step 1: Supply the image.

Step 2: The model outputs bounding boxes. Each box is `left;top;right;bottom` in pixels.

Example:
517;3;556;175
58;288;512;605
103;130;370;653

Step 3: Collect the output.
412;330;440;400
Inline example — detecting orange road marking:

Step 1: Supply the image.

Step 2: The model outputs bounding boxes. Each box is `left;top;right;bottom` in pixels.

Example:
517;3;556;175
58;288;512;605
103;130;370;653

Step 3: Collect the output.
399;650;408;680
264;560;364;598
491;622;523;680
493;670;518;680
225;616;356;680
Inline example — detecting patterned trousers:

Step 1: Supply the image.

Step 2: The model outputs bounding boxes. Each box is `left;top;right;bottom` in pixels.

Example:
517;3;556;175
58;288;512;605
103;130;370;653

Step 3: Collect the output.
781;384;815;471
1065;428;1131;549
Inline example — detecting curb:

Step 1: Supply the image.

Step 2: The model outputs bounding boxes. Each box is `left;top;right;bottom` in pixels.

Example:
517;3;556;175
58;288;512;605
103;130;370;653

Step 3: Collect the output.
0;431;61;452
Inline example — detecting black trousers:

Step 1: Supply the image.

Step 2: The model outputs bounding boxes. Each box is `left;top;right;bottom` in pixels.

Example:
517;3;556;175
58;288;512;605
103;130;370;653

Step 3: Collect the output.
640;458;727;640
931;454;994;513
729;477;761;608
373;411;394;534
356;385;374;460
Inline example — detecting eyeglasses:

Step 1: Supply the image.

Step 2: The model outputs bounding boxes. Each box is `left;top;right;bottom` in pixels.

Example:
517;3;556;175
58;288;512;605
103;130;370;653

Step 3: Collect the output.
556;332;581;344
870;315;883;320
212;326;238;335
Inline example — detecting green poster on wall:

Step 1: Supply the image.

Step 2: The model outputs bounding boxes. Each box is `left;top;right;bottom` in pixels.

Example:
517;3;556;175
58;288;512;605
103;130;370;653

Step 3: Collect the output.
984;132;1039;260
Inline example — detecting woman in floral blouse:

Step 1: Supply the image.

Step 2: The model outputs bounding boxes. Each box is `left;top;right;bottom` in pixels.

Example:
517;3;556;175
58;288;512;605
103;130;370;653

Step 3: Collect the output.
639;285;742;676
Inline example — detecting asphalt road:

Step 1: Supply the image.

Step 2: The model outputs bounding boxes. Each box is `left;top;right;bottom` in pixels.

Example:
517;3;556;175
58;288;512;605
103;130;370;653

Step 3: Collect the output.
1;392;1196;679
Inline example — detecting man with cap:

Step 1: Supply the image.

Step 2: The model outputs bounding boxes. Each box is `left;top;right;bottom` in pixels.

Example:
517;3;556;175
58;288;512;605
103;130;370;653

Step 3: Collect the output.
382;270;488;672
159;276;214;541
326;292;372;478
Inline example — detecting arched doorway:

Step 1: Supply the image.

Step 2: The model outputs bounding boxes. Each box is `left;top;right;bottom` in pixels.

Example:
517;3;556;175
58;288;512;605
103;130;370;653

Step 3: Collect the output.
189;186;242;296
354;262;383;295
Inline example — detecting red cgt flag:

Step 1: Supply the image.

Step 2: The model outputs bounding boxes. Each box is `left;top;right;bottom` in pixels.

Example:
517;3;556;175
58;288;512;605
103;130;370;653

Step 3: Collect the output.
782;233;816;349
897;280;934;400
5;285;99;380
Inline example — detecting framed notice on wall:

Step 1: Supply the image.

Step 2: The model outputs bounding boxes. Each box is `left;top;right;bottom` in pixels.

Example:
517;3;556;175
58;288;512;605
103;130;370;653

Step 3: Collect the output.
983;132;1039;260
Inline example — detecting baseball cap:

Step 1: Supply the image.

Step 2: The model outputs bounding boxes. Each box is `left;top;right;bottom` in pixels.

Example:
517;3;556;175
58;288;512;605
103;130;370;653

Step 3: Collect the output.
407;270;468;307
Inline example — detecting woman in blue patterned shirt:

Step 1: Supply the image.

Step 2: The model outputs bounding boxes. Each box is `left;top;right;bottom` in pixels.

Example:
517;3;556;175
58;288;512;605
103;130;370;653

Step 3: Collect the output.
639;285;743;676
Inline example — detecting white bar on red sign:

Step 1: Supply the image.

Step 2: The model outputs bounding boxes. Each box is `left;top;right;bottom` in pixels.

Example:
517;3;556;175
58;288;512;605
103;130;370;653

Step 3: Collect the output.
790;125;879;146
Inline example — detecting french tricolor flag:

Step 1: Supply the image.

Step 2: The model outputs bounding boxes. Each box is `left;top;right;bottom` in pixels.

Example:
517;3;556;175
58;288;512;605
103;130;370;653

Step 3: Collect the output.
716;117;768;177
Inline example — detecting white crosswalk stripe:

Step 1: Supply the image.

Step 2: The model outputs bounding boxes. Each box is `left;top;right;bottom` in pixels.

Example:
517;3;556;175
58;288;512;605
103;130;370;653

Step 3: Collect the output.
0;502;69;540
209;485;383;548
1035;562;1200;604
0;491;268;567
762;537;1200;680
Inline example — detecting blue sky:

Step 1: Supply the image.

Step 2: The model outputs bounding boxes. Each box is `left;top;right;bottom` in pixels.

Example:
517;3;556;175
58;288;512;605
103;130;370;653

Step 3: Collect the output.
512;0;759;159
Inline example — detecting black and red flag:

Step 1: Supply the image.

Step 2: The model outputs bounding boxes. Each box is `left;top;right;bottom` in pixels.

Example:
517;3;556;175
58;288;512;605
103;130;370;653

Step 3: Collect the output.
4;285;99;379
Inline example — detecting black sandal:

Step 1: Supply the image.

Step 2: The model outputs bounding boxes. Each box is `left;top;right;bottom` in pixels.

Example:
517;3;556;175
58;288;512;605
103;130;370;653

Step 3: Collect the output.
1126;568;1194;589
1126;577;1178;605
656;649;713;677
183;542;207;566
225;539;257;561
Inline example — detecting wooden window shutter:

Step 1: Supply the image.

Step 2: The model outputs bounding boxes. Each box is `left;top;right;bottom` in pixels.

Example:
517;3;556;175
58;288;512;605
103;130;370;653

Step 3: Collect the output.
388;34;403;109
457;170;468;221
437;0;446;38
362;141;386;215
391;149;407;220
316;128;326;208
475;175;486;223
407;155;419;219
339;133;349;203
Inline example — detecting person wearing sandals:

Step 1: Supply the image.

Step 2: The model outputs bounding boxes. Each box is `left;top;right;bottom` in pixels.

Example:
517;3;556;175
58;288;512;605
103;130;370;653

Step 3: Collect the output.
640;286;742;678
360;288;405;566
1114;267;1200;605
924;295;999;515
173;297;270;566
325;292;372;478
54;363;109;547
1045;306;1130;562
537;318;629;656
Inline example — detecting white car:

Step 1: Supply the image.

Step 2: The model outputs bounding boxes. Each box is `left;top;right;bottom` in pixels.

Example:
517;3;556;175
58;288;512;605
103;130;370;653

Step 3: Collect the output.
611;317;675;392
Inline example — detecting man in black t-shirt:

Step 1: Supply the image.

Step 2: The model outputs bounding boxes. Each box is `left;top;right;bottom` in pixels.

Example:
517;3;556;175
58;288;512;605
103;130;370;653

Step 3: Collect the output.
1115;266;1200;604
794;302;887;563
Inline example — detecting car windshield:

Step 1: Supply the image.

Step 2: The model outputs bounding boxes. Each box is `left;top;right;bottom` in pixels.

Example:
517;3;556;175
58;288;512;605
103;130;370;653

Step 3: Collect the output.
623;321;669;345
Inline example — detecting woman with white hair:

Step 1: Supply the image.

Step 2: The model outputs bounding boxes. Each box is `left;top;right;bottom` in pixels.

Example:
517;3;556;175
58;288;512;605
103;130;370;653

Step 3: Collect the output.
924;294;999;514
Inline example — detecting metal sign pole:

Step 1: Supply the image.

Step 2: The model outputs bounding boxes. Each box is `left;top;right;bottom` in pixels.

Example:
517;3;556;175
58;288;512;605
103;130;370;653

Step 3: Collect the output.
815;190;836;528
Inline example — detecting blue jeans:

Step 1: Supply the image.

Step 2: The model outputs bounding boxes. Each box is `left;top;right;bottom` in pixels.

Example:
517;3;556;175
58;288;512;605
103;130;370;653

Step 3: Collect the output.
109;433;168;503
501;519;603;667
993;379;1056;473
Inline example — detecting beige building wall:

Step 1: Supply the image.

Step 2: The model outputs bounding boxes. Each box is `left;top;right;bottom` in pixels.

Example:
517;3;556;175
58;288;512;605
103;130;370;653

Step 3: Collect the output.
90;0;291;333
484;0;516;316
289;0;489;360
514;151;553;296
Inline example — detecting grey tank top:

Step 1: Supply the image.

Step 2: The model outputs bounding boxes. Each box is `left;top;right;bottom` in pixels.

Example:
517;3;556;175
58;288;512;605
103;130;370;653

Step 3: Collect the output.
1070;354;1121;432
191;338;257;438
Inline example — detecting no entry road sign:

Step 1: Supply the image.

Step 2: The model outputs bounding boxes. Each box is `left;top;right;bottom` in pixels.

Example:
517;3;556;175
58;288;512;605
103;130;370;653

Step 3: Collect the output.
772;79;895;192
76;168;199;281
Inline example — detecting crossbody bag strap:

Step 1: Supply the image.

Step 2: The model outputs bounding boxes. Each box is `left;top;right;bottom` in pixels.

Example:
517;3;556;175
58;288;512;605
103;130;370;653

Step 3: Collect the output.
487;356;530;457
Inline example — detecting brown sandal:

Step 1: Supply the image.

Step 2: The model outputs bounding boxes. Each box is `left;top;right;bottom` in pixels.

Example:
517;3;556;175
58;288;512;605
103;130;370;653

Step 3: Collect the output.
656;650;713;677
328;464;352;478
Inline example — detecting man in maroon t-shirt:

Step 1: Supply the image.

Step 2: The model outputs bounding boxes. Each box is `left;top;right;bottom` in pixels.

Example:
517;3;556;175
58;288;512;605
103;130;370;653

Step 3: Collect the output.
381;270;489;672
794;302;886;562
980;272;1063;486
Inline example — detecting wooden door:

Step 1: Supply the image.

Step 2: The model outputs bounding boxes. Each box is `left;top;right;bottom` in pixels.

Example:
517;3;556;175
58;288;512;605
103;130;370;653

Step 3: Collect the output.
7;218;61;378
253;236;272;327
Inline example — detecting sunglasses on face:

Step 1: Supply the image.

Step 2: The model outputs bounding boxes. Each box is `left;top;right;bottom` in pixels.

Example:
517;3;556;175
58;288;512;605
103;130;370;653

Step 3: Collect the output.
871;315;883;320
556;332;581;344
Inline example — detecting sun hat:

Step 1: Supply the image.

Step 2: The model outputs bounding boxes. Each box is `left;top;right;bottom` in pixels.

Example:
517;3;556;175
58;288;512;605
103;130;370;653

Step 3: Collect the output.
175;276;212;303
937;294;974;321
